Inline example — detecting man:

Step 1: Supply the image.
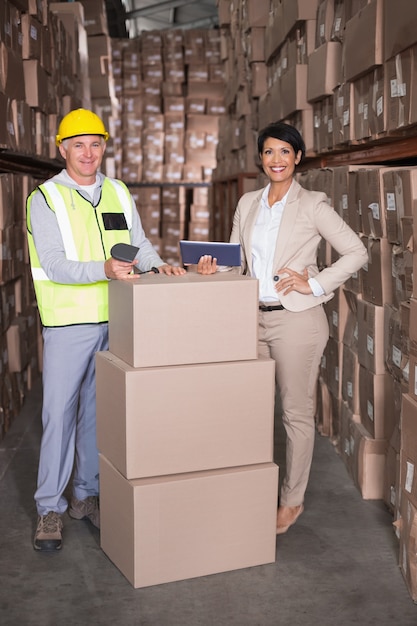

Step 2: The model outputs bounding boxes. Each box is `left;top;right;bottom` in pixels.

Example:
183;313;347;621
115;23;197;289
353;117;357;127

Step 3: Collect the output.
27;108;185;551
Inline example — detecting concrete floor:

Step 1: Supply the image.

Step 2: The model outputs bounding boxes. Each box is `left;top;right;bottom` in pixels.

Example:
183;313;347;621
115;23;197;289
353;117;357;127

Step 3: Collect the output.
1;379;416;626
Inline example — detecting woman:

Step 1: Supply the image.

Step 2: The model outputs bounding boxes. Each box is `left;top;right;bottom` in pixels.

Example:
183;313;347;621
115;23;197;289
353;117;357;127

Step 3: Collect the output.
198;122;368;534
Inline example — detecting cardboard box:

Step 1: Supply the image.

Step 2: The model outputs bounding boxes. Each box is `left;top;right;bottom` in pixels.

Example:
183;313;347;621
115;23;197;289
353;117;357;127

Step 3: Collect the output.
383;166;417;245
188;220;210;241
23;59;49;110
385;47;416;132
358;366;395;440
390;226;413;308
100;456;279;588
324;285;349;343
96;351;275;479
384;303;409;385
78;0;108;36
265;0;285;62
332;165;365;224
0;42;25;100
315;0;335;46
0;94;16;150
409;297;417;356
345;167;363;235
351;66;386;140
280;64;310;118
358;167;389;239
384;434;400;515
341;345;360;414
241;0;270;28
108;273;259;368
351;73;372;141
6;317;29;373
282;0;319;42
342;416;386;499
342;289;360;353
307;42;342;103
332;82;354;146
357;299;385;375
313;96;334;153
344;0;383;82
21;13;42;61
383;167;408;245
360;236;393;307
0;174;14;230
400;393;417;509
383;0;417;60
408;352;417;401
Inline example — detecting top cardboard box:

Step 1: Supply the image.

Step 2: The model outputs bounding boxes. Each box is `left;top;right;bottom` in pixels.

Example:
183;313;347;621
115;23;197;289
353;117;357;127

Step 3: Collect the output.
108;272;259;368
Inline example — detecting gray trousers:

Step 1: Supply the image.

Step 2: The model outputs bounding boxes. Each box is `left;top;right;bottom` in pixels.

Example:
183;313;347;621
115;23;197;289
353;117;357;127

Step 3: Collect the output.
35;323;109;516
258;305;329;507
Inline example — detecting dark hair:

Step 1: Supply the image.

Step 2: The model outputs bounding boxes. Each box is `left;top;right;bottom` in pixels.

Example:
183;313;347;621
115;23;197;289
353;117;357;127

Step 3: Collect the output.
257;122;306;162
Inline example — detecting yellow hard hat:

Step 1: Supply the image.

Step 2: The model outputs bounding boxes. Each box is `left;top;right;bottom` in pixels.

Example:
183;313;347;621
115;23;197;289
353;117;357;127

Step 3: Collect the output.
55;108;110;146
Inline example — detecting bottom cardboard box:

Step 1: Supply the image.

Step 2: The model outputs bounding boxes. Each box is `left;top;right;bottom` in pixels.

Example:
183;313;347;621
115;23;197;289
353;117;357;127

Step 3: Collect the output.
100;455;279;588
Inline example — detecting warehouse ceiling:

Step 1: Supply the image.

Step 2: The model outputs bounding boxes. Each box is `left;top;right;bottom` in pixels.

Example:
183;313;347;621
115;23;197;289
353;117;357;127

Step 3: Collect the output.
105;0;219;38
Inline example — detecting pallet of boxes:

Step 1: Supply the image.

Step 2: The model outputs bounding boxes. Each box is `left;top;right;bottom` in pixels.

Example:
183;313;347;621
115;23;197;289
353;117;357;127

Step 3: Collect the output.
95;271;278;588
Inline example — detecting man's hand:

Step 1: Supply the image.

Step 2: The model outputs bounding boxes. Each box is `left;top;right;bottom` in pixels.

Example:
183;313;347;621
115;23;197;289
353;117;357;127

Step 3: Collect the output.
157;264;186;276
104;257;138;280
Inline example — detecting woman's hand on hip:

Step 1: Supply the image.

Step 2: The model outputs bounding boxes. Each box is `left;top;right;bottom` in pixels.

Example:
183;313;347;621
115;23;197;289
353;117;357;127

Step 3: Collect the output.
274;267;312;295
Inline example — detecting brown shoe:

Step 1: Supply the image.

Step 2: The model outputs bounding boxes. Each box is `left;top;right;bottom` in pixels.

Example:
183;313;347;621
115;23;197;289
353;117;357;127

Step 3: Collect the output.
69;496;100;529
276;504;304;535
34;511;63;551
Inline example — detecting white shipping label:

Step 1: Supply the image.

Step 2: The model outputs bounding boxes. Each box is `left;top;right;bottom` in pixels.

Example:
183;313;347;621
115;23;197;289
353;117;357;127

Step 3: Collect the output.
369;202;380;220
347;381;353;398
392;345;402;368
405;461;415;494
386;192;396;211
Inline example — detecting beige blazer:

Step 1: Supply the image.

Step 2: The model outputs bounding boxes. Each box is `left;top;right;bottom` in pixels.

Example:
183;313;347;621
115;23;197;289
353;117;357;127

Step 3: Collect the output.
230;179;368;312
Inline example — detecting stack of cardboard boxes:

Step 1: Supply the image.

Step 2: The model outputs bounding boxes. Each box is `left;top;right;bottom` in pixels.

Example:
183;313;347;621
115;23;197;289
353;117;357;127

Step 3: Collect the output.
0;171;40;441
111;27;226;186
95;272;278;587
299;161;417;600
216;0;417;171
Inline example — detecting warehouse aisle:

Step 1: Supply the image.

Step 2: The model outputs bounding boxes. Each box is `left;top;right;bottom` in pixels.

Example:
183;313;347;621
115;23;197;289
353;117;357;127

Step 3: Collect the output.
0;380;416;626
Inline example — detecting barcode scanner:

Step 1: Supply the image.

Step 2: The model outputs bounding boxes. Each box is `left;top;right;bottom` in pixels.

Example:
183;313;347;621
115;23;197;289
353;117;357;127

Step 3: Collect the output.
110;243;159;274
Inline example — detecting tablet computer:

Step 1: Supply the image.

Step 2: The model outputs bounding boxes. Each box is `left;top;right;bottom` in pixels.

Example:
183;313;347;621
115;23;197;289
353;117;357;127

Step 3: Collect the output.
179;240;241;266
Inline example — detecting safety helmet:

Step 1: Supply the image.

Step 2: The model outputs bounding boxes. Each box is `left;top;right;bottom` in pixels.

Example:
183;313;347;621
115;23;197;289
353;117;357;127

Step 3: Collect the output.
55;108;110;146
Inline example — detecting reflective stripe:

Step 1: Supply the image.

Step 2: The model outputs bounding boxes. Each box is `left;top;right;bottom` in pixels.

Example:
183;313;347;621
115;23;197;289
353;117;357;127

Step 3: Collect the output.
107;178;133;229
31;267;49;281
42;181;79;261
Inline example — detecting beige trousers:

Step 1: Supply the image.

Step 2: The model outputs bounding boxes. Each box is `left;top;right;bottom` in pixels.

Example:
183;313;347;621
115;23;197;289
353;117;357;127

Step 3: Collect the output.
258;304;329;507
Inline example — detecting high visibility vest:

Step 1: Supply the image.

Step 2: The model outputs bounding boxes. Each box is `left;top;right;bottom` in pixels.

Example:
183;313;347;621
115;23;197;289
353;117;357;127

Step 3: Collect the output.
26;178;132;327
